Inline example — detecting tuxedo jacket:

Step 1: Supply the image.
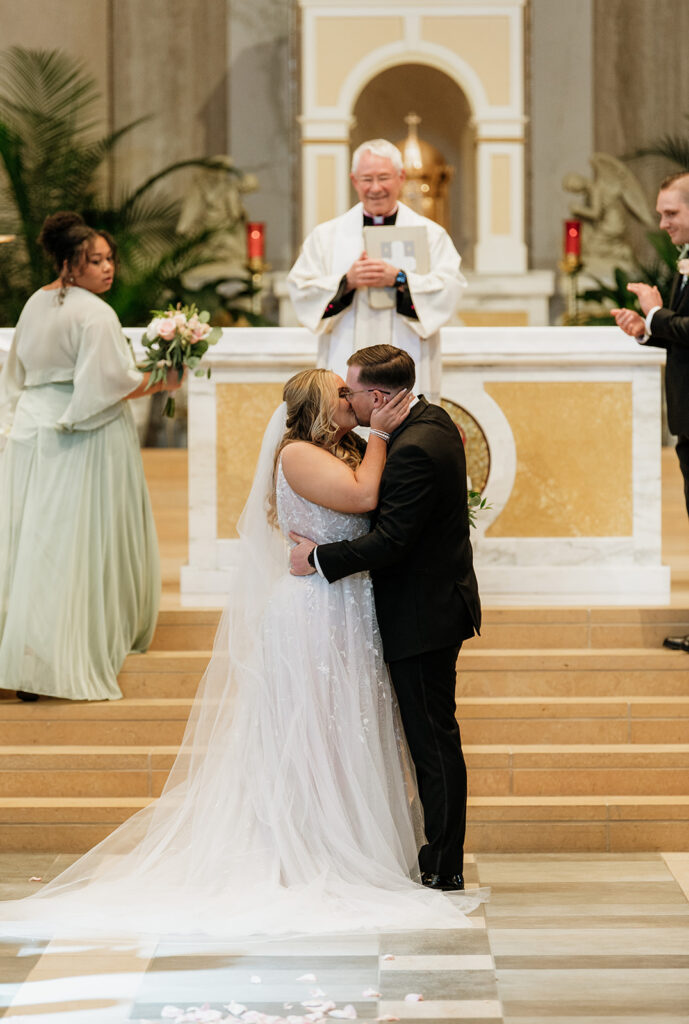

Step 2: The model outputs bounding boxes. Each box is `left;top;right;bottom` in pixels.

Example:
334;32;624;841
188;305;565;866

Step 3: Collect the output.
316;398;481;663
646;274;689;436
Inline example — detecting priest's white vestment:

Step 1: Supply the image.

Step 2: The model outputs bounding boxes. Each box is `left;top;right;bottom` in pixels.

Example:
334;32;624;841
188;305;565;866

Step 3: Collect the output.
287;202;466;401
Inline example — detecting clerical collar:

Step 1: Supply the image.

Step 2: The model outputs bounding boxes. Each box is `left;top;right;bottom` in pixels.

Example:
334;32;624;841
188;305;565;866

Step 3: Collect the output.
363;209;398;226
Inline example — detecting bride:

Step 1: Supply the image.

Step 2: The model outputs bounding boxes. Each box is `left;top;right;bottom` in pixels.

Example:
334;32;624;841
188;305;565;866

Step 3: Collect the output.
0;369;484;939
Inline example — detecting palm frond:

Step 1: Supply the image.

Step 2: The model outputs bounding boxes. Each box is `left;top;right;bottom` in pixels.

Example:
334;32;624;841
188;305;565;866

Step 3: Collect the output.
0;45;255;327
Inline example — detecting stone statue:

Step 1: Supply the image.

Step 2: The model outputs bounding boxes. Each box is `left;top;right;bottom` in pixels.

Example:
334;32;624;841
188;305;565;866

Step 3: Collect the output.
562;153;654;275
176;156;258;290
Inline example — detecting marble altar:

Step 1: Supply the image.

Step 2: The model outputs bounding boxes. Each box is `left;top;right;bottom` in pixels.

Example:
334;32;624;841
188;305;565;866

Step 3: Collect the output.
0;325;670;607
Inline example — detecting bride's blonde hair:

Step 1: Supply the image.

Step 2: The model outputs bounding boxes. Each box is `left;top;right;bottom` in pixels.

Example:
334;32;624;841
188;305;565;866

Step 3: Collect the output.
268;369;361;525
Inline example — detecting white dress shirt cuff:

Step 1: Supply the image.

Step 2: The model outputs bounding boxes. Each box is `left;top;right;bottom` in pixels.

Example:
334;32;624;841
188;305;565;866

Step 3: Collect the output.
641;305;662;341
312;546;324;577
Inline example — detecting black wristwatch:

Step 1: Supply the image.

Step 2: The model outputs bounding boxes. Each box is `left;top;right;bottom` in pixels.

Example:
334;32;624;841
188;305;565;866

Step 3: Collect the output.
307;548;316;568
394;270;407;287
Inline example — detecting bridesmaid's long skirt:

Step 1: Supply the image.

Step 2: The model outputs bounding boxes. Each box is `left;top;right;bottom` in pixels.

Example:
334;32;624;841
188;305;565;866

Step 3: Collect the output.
0;383;160;700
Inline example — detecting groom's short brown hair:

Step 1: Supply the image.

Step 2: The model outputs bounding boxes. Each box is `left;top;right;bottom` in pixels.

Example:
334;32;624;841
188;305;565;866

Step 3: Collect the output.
347;345;416;391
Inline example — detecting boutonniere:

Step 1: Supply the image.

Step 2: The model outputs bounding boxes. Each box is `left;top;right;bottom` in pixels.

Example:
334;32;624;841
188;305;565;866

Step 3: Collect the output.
678;259;689;275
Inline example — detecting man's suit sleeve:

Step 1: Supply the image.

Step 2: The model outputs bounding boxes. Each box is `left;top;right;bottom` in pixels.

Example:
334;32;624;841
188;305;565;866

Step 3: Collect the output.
648;306;689;349
316;443;434;583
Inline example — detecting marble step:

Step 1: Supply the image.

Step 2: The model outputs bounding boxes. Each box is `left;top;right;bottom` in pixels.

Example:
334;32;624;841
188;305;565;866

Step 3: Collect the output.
146;607;689;652
2;694;689;746
118;648;689;701
1;794;687;854
1;744;688;800
459;648;689;697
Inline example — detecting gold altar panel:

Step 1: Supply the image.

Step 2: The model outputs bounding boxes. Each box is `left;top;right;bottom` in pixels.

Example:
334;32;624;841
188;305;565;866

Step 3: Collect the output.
315;17;405;107
460;312;528;327
316;155;337;224
420;16;511;106
216;383;285;539
484;382;633;538
490;155;512;236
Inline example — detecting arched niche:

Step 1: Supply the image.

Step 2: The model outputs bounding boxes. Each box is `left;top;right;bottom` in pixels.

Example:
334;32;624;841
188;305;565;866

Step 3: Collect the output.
351;63;475;267
297;0;528;274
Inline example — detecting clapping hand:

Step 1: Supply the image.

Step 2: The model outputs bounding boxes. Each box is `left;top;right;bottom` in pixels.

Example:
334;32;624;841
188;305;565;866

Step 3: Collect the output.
610;307;646;338
626;282;662;316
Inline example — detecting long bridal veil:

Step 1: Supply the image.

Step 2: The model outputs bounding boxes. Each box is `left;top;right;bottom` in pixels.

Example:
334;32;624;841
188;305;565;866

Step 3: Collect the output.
0;402;485;939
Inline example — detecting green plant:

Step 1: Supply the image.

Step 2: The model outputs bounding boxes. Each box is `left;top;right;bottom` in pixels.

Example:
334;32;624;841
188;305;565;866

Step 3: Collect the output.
0;47;261;325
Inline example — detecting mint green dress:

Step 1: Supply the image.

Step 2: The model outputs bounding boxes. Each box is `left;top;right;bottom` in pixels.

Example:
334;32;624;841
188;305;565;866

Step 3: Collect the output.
0;287;160;700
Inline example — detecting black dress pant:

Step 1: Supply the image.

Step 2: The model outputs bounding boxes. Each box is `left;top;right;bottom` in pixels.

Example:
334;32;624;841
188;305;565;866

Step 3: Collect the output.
675;434;689;520
388;643;466;876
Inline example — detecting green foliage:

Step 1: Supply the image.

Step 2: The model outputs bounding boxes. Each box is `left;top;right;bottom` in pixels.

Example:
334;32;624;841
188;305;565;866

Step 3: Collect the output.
468;490;492;529
575;231;678;326
630;115;689;172
0;46;259;326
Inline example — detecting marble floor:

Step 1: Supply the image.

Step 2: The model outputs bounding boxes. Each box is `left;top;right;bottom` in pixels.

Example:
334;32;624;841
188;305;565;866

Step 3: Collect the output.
1;852;689;1023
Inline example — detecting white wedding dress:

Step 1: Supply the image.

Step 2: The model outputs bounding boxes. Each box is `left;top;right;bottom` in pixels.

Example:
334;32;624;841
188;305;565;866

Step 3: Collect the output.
0;406;484;939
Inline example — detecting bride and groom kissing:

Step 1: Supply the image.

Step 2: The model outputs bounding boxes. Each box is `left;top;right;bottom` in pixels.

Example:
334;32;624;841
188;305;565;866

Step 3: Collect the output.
289;343;481;894
0;343;483;939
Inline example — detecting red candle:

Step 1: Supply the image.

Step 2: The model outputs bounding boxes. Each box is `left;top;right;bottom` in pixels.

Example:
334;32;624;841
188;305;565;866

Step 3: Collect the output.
564;219;581;257
247;222;265;261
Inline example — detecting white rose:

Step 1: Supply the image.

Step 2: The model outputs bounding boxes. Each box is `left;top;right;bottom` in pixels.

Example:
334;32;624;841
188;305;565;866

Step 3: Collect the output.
146;317;163;341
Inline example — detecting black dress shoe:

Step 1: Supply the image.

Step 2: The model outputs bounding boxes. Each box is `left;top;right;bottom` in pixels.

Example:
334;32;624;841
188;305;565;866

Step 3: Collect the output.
663;634;689;652
16;691;39;702
421;872;464;891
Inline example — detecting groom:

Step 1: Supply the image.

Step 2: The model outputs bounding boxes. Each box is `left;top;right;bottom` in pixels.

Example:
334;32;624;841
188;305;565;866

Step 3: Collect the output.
290;344;481;890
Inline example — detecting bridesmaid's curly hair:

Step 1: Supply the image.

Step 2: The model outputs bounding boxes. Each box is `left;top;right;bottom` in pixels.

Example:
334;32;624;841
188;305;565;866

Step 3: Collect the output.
268;369;362;525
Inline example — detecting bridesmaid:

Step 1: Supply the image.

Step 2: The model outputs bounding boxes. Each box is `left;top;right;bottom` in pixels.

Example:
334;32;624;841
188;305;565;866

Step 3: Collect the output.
0;211;180;701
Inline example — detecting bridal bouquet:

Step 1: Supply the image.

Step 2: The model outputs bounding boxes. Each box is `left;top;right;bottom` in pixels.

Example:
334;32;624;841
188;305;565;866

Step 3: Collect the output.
140;304;222;417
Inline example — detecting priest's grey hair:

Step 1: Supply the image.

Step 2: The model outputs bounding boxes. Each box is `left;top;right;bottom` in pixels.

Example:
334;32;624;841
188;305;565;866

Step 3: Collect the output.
351;139;403;175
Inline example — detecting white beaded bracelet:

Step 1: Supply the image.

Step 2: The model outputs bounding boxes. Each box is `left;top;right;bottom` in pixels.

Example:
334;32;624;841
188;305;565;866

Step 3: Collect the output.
369;428;391;442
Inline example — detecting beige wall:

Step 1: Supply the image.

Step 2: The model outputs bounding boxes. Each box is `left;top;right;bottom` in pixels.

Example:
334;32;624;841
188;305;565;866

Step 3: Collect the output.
0;0;109;130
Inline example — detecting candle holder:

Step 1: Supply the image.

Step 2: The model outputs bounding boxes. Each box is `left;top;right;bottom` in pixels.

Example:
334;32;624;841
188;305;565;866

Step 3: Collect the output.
560;220;582;324
246;223;267;316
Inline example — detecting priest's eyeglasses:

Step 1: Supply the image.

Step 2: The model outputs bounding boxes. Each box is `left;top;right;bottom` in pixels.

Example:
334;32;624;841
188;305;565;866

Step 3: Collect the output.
338;387;391;399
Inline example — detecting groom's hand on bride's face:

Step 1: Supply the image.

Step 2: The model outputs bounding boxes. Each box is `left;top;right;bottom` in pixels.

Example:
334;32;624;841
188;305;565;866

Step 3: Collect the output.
289;532;317;575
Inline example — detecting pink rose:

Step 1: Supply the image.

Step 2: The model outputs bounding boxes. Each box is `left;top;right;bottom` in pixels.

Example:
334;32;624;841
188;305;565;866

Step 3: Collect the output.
158;318;177;341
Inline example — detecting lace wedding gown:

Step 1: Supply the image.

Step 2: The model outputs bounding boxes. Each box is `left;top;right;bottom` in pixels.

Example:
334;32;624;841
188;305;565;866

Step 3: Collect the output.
0;408;483;939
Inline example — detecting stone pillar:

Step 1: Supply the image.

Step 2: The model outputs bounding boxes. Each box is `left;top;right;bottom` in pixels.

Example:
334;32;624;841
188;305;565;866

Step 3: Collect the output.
474;134;528;274
300;119;354;237
110;0;229;196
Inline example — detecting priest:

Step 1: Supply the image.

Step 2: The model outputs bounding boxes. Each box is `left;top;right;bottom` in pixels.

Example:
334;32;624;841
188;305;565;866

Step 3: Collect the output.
287;139;465;402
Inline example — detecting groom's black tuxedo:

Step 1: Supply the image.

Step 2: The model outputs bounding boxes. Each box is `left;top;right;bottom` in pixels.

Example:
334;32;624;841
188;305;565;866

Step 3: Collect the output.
645;274;689;517
315;398;481;876
646;272;689;437
317;398;480;660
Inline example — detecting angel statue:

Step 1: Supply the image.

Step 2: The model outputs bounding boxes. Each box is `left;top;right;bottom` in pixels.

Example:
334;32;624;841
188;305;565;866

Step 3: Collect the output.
176;155;258;290
562;153;654;275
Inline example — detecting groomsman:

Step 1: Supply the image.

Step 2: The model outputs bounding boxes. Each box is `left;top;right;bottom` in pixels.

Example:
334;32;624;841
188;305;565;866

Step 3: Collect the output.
612;172;689;652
